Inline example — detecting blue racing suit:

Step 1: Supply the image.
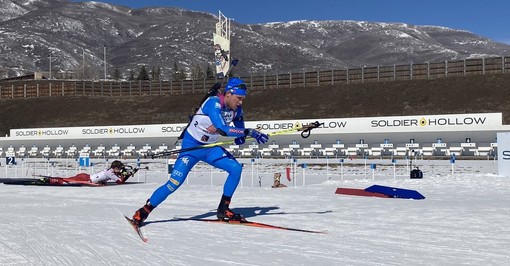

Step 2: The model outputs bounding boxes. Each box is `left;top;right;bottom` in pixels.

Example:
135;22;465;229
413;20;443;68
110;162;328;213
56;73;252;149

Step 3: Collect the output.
148;95;246;207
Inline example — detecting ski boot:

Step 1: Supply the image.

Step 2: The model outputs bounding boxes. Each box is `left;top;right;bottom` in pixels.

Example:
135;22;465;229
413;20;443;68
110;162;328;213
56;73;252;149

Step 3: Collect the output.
132;200;155;226
217;195;245;221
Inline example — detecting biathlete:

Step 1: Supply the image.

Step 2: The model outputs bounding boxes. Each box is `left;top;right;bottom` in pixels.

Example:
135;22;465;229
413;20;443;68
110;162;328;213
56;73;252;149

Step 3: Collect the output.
131;77;269;225
43;160;138;185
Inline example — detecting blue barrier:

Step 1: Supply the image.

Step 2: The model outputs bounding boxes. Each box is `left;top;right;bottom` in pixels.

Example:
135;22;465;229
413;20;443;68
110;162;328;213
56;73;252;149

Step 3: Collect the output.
364;185;425;200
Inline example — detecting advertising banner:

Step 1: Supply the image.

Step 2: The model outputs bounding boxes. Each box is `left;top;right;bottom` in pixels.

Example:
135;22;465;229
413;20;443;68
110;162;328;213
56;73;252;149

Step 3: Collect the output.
497;132;510;177
8;113;504;141
10;123;187;140
247;113;503;135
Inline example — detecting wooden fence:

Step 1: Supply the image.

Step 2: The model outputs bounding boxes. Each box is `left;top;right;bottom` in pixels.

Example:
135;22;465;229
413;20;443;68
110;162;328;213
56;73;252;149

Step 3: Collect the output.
1;56;509;99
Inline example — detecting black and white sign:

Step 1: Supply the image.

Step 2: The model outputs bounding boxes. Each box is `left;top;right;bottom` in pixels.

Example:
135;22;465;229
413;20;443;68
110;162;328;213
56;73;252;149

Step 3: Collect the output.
6;157;16;165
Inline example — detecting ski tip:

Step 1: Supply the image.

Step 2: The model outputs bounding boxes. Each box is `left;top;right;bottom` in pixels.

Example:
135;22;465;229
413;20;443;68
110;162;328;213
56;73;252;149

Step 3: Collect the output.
124;215;149;243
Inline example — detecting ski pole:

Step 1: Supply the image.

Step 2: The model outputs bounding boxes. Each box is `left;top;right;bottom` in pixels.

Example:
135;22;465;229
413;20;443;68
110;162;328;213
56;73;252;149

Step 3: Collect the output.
150;121;323;158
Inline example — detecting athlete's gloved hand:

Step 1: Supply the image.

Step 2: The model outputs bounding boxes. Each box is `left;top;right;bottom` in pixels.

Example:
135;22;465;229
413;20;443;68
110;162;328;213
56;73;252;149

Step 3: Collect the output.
246;129;269;144
234;136;246;145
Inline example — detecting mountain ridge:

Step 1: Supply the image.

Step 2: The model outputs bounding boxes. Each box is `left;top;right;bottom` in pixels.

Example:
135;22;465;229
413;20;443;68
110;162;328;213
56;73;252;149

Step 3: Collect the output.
0;0;508;79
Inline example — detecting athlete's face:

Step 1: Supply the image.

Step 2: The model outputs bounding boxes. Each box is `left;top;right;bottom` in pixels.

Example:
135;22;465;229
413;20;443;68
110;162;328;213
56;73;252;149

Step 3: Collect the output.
225;92;245;110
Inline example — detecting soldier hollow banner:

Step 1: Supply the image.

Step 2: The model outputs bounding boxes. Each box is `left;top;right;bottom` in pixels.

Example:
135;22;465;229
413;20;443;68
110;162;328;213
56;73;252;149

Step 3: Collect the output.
6;113;505;140
497;132;510;177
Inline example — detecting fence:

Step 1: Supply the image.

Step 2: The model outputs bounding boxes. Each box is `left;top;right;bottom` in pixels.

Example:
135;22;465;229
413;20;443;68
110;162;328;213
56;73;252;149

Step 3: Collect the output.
1;56;509;99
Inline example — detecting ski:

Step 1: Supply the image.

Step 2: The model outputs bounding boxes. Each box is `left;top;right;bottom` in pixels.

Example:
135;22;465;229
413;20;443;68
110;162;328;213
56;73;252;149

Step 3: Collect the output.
2;178;99;186
0;178;44;184
1;176;143;187
31;175;102;186
175;218;325;234
124;215;148;243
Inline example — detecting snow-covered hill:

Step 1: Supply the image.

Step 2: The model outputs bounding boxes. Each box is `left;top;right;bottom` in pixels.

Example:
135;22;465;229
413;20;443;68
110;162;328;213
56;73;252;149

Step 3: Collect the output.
0;0;509;78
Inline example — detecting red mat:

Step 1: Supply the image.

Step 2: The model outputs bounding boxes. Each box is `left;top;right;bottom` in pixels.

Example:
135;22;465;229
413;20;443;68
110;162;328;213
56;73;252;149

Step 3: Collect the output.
335;188;390;198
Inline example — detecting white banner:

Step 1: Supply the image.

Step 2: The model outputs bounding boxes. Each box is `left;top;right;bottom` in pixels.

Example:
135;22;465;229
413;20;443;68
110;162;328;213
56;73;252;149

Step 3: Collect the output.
497;132;510;177
247;113;503;135
10;123;187;140
8;113;504;140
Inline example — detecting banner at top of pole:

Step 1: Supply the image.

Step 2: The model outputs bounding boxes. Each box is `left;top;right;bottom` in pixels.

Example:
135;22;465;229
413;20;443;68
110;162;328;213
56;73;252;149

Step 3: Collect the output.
213;11;231;79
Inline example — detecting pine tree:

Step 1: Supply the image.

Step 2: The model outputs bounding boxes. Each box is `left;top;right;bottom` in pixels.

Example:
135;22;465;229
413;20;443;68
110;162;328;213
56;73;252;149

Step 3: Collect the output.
171;62;180;81
112;68;122;80
191;64;204;80
137;65;150;80
128;70;135;81
179;67;187;81
205;65;215;79
151;66;161;81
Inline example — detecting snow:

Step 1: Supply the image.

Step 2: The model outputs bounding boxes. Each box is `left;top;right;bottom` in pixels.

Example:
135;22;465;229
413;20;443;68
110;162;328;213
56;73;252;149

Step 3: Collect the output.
21;44;34;49
21;0;39;6
1;158;510;265
466;53;499;59
84;1;118;11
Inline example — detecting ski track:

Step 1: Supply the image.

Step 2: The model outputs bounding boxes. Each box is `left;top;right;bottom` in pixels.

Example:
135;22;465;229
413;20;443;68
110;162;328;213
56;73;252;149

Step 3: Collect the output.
0;222;33;265
1;158;510;265
18;220;71;265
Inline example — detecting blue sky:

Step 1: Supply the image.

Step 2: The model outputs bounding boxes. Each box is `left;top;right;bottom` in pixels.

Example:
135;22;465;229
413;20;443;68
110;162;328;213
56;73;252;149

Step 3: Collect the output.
72;0;510;44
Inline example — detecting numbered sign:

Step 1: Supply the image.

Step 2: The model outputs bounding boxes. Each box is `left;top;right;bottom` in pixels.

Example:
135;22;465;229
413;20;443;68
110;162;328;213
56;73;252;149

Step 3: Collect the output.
79;157;90;167
6;157;16;165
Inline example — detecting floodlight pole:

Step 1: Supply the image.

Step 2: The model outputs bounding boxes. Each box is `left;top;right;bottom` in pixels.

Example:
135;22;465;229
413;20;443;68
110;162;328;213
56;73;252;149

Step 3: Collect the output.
103;44;107;80
49;53;52;79
82;48;85;79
